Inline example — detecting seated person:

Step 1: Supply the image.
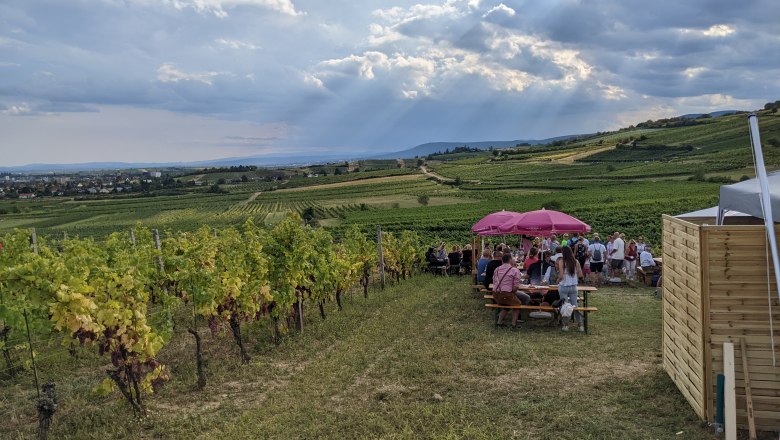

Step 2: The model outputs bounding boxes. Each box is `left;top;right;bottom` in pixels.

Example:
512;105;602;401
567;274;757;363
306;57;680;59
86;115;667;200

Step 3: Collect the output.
426;247;447;272
484;250;504;289
492;253;532;330
639;246;657;272
461;245;473;274
476;249;491;283
525;251;553;285
447;245;462;274
523;247;540;269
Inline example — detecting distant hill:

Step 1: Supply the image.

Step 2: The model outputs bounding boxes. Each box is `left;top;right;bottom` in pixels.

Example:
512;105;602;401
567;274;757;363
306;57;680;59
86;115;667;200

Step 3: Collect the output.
0;153;355;173
370;135;587;159
679;110;741;119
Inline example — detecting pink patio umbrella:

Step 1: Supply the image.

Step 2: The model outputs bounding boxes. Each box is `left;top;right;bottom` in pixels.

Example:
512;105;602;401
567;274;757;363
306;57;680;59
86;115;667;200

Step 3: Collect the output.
471;210;522;236
496;209;590;236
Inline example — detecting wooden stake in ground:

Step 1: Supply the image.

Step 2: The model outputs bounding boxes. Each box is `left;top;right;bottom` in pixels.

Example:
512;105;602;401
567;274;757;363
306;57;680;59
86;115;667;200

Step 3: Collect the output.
24;309;40;398
740;338;757;440
377;225;385;290
30;228;38;255
153;229;164;272
723;342;736;440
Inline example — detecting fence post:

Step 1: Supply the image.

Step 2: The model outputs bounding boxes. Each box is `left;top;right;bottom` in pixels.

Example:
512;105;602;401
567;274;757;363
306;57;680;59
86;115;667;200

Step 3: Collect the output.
129;229;136;247
377;225;385;289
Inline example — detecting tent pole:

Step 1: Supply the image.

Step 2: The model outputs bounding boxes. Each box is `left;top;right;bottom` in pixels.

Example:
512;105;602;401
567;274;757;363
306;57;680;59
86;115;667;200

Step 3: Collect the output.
748;114;780;367
748;114;780;306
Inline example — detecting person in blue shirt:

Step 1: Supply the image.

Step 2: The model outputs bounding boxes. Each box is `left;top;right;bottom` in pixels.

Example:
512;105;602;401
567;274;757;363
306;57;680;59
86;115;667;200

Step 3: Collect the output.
476;248;492;283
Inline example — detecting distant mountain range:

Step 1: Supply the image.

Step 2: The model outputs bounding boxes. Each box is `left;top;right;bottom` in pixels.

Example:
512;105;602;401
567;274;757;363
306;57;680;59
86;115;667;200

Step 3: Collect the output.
0;153;357;173
0;109;746;172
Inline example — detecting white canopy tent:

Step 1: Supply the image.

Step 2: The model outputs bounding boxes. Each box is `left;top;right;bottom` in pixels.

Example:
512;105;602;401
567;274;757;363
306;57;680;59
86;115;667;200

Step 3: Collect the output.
716;170;780;224
677;206;752;221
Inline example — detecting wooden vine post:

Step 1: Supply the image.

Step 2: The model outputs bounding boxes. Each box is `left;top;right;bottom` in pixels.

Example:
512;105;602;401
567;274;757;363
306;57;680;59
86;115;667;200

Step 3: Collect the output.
26;229;41;397
153;229;164;272
377;225;385;290
30;228;38;255
23;309;40;398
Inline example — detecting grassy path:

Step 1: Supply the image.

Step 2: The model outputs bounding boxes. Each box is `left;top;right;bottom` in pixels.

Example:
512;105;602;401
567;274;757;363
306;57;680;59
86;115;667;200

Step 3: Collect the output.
2;276;715;439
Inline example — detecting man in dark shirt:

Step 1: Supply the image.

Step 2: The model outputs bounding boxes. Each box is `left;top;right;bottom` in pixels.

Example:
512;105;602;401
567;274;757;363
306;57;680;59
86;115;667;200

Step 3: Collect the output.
484;250;504;289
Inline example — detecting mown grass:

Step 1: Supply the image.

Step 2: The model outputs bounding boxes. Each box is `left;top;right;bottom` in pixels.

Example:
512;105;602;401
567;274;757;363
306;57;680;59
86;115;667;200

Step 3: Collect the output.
1;275;715;439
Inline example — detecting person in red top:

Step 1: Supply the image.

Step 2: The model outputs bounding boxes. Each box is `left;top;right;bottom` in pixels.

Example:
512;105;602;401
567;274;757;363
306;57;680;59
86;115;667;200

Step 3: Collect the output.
492;253;531;330
625;239;638;281
523;247;539;270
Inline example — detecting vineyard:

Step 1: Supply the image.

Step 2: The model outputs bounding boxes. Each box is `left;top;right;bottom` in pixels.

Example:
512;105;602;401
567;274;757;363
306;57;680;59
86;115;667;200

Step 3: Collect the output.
0;219;423;437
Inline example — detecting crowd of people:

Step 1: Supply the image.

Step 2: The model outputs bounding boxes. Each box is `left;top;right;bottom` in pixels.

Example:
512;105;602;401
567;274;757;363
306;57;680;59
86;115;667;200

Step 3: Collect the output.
470;232;661;286
427;231;663;332
429;232;660;285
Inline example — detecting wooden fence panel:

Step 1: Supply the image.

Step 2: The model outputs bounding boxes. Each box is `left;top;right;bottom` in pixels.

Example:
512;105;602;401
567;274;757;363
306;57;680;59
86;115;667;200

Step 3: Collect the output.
662;215;707;419
702;224;780;431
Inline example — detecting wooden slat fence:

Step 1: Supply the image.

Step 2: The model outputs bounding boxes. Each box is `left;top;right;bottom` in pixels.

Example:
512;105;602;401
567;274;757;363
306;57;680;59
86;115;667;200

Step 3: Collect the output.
663;216;780;431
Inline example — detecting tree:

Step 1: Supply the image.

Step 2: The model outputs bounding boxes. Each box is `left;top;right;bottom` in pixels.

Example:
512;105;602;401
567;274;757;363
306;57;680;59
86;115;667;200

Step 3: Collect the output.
454;176;462;186
241;175;248;182
417;195;429;205
217;178;226;185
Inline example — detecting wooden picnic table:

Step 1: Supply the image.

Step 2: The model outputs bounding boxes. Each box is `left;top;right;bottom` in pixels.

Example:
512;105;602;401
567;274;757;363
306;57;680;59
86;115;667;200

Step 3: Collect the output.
483;284;598;333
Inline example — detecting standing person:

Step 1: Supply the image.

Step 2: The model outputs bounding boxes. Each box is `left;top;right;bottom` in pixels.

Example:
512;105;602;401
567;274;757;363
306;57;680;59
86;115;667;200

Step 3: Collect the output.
520;236;532;254
625;240;638;280
588;235;607;284
550;235;559;253
610;232;625;280
556;246;584;332
605;235;614;279
476;248;491;283
484;250;503;289
568;233;578;249
492;253;532;330
636;236;646;253
574;236;589;280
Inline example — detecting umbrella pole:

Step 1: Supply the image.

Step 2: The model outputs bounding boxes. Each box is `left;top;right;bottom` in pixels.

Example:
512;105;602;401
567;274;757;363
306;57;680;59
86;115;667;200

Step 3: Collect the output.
472;236;477;284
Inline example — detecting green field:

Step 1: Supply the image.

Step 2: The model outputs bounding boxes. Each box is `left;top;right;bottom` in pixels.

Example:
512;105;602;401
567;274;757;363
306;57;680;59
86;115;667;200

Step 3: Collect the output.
2;111;779;247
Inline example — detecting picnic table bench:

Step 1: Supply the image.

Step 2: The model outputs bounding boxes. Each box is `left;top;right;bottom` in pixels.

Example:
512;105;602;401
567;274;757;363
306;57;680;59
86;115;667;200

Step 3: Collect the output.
482;284;599;333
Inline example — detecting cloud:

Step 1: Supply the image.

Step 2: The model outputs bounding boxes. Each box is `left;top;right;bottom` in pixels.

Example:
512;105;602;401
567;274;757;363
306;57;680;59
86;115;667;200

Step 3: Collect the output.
3;102;32;115
162;0;303;18
701;24;736;37
0;0;778;164
215;38;260;50
482;3;515;18
157;63;227;85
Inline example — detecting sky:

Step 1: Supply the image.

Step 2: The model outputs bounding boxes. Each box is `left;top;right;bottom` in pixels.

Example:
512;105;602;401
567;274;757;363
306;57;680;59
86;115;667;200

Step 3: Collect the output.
1;0;779;166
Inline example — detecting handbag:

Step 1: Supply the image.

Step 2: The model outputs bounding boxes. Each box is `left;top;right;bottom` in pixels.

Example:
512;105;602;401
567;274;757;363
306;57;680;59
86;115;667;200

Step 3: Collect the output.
560;302;575;318
492;269;522;306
